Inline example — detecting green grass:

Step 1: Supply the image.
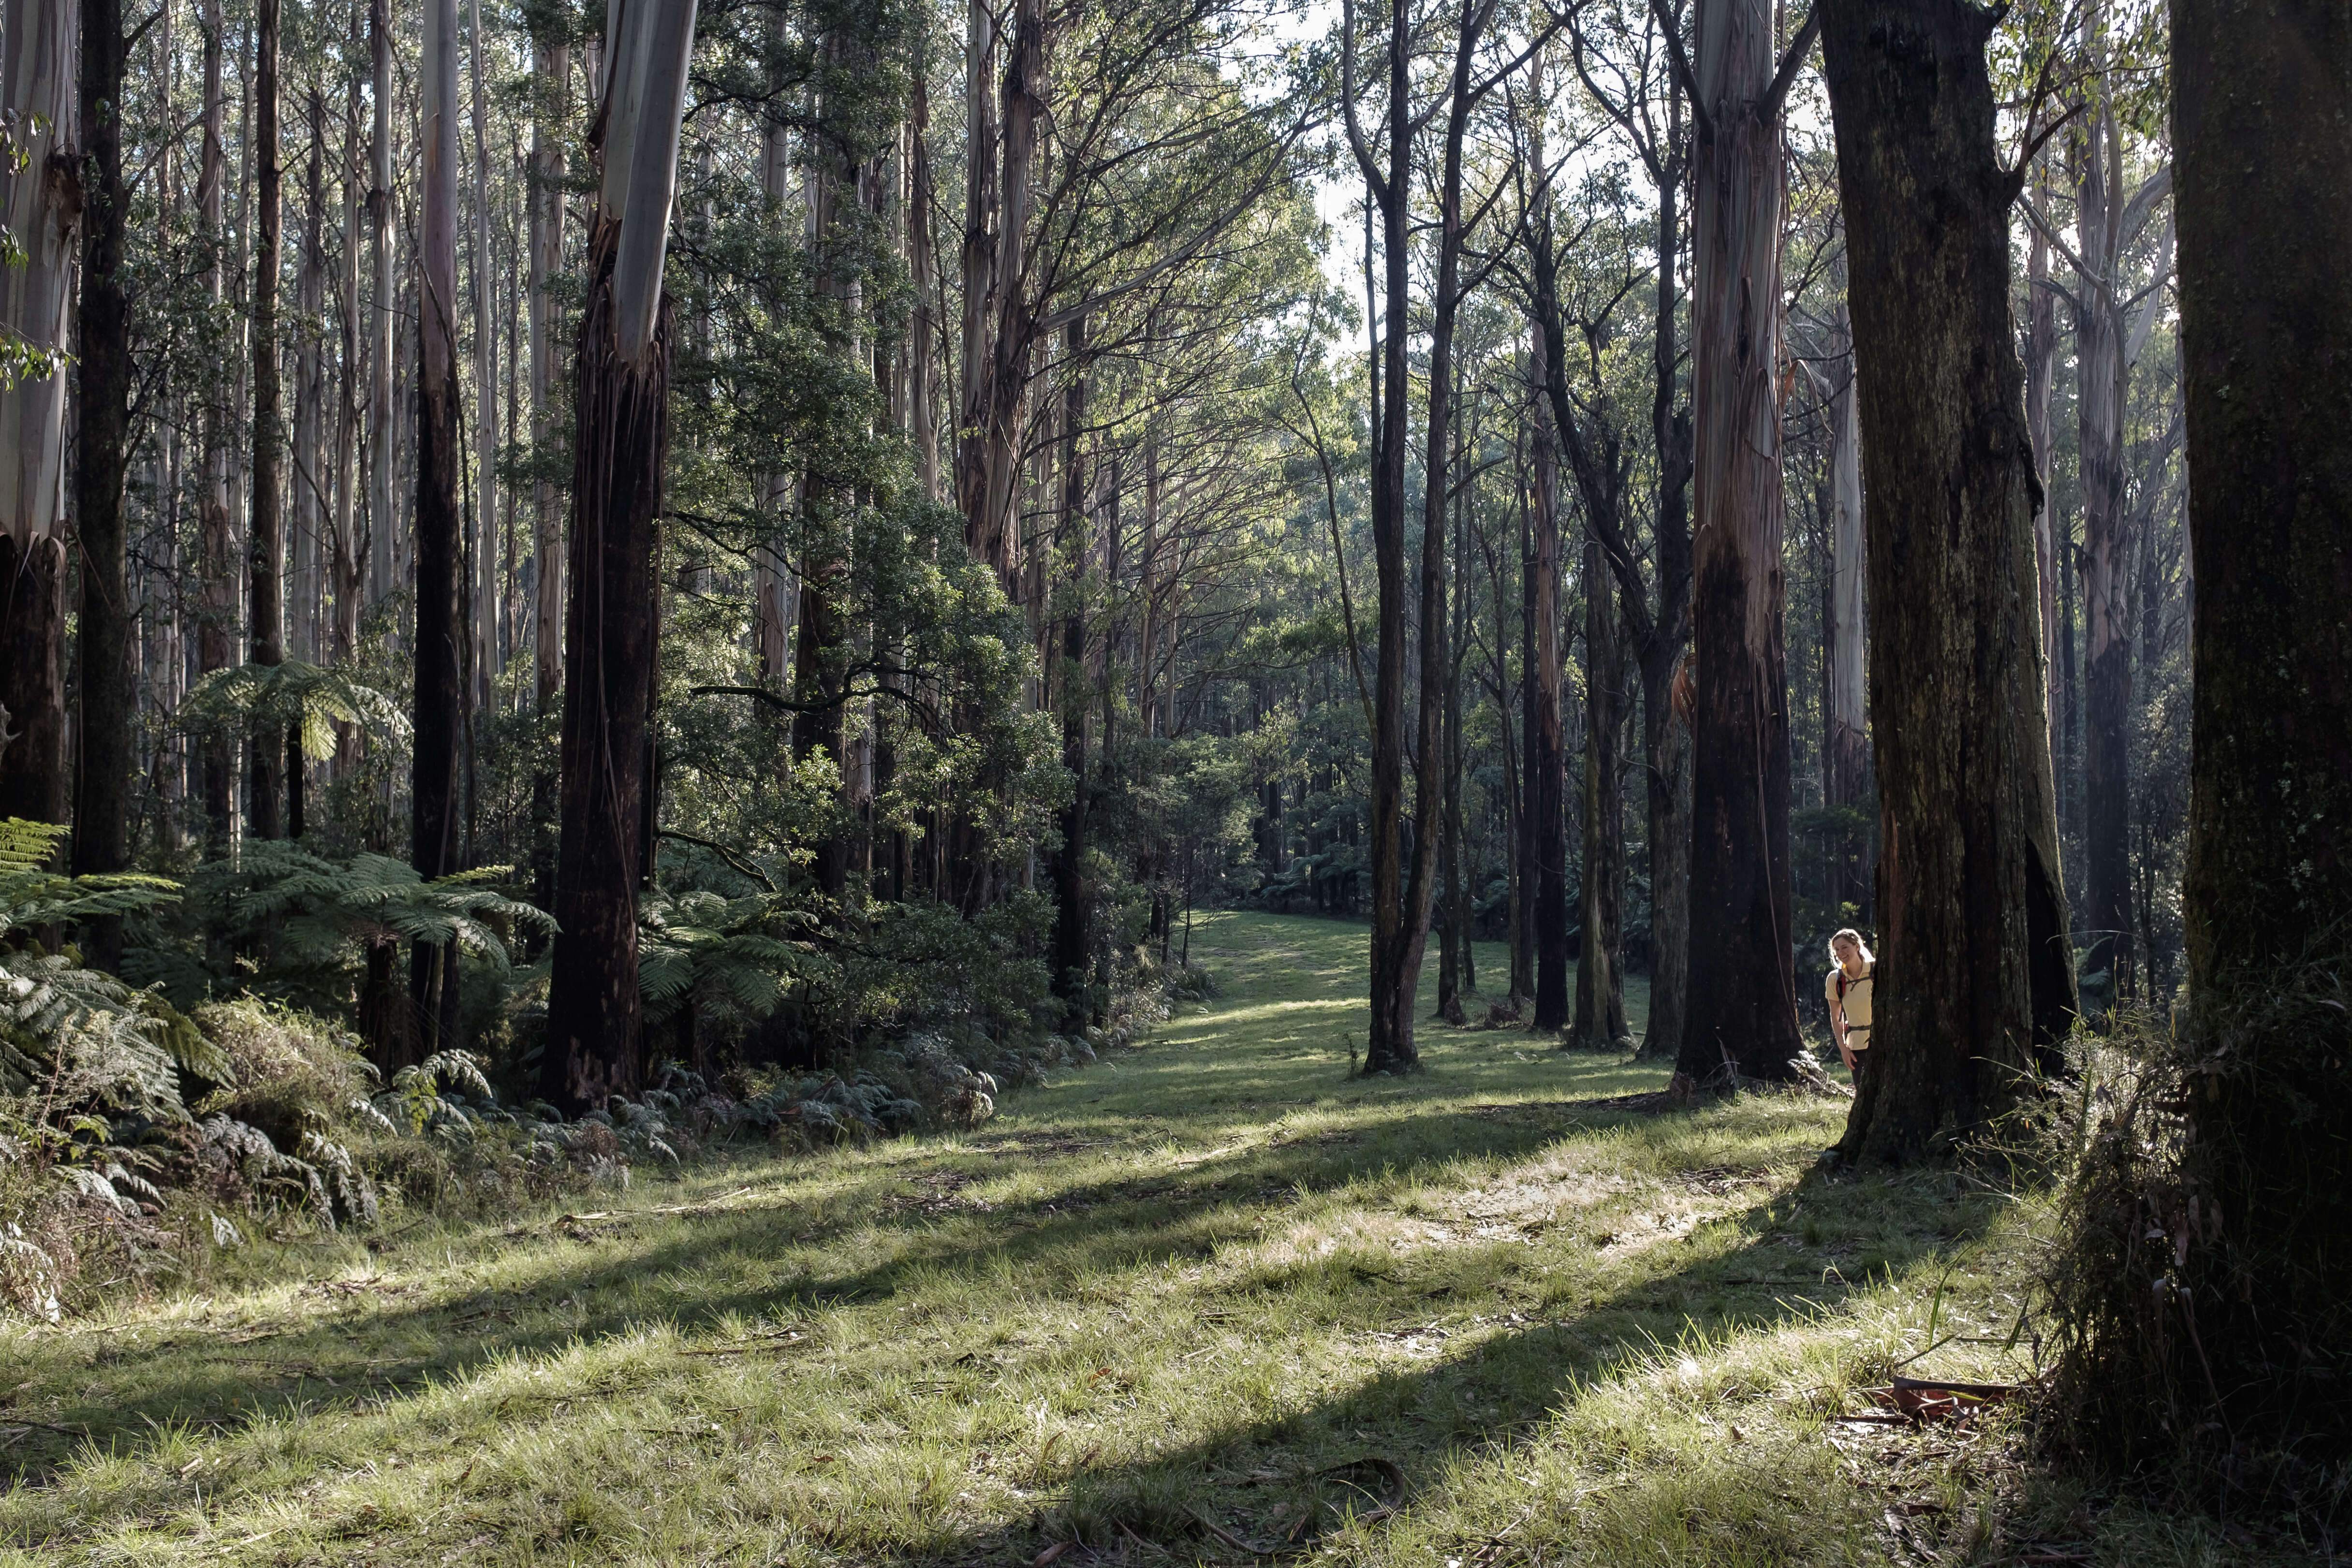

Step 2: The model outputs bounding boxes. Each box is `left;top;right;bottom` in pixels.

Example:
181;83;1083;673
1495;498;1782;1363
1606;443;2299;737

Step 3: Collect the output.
0;914;2286;1564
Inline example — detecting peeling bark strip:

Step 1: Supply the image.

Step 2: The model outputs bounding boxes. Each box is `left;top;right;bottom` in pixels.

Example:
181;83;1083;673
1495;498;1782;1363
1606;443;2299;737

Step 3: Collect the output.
1818;0;2074;1160
1677;0;1807;1085
543;0;700;1116
0;0;77;832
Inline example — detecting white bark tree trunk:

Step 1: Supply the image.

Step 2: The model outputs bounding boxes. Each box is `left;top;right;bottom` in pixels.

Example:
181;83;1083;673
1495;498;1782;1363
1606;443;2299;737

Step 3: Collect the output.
0;0;77;544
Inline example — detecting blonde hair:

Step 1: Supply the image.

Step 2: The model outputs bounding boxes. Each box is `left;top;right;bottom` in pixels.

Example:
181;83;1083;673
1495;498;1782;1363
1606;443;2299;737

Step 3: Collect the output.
1829;928;1874;965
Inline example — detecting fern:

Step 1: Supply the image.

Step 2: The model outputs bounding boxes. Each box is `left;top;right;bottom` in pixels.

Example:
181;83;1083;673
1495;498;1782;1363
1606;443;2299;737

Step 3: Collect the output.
202;842;553;975
637;889;810;1027
177;660;410;763
0;818;181;939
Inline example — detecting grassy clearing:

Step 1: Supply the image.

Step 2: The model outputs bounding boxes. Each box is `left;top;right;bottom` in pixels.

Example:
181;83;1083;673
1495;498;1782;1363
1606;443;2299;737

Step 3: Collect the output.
0;913;2286;1565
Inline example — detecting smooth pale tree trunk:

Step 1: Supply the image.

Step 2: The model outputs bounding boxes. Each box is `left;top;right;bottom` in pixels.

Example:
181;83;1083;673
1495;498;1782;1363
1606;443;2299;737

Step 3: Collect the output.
954;0;999;566
0;0;76;835
1819;0;2076;1161
2060;57;2170;1017
197;0;235;849
526;37;567;922
1824;306;1866;810
1678;0;1806;1086
543;0;698;1116
2023;164;2060;751
333;69;363;671
2161;0;2352;1465
1573;537;1629;1049
530;42;568;703
250;0;288;843
293;99;323;672
751;76;794;682
469;0;500;708
75;0;134;966
411;0;466;1061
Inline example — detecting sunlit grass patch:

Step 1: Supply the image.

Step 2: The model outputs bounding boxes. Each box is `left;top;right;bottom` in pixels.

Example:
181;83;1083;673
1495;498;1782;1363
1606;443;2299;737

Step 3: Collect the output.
0;912;2282;1565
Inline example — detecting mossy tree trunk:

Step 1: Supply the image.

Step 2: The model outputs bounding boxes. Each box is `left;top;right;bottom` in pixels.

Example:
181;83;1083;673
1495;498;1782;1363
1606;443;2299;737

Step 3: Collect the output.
1819;0;2075;1161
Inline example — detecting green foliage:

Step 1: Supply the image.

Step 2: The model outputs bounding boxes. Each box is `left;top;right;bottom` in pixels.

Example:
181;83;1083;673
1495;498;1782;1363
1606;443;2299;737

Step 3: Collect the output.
176;660;410;763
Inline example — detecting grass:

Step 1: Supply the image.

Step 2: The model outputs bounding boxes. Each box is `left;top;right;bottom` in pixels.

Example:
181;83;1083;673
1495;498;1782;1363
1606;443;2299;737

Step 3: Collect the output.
0;913;2293;1565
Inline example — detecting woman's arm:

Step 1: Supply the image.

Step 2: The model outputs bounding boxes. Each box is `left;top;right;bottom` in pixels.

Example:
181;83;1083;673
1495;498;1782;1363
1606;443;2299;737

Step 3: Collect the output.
1830;996;1855;1070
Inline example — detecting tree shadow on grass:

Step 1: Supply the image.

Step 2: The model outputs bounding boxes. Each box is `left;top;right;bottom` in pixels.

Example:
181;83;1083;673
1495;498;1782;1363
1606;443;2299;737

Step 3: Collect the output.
2;1095;1962;1558
914;1167;2003;1564
3;1093;1696;1483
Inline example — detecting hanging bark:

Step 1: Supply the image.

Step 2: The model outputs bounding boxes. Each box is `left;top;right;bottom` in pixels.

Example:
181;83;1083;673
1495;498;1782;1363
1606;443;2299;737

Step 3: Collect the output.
249;0;288;843
2160;0;2352;1466
0;0;76;834
542;0;699;1115
1819;0;2075;1159
1675;0;1810;1086
411;0;466;1061
74;0;133;968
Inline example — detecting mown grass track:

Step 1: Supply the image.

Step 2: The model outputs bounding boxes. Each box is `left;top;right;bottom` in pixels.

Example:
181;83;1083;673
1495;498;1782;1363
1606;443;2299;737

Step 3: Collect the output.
0;914;2280;1565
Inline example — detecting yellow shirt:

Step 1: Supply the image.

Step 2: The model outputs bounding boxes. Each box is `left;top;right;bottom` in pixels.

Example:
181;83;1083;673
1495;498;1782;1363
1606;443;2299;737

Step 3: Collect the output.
1826;961;1874;1045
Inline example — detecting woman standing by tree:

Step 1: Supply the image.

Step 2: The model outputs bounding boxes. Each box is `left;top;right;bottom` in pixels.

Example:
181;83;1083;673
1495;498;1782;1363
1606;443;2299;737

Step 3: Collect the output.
1825;926;1872;1080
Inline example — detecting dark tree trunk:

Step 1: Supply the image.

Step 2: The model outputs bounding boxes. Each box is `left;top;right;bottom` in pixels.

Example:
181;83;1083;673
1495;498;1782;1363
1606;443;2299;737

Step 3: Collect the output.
1820;0;2075;1160
0;536;66;833
248;0;285;843
543;236;672;1115
1573;535;1628;1049
1638;141;1695;1066
1052;318;1093;1025
1358;0;1421;1074
1529;365;1571;1032
1512;462;1537;1008
1677;0;1806;1086
72;0;133;971
411;0;463;1059
2163;0;2352;1469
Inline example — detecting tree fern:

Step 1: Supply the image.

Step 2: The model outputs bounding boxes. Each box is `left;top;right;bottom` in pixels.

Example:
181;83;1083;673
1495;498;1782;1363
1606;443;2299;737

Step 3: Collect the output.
177;660;410;763
203;842;553;975
637;889;810;1028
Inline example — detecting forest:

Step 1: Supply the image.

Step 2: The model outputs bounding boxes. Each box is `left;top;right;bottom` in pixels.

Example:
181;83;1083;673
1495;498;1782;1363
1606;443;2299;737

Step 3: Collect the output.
0;0;2344;1554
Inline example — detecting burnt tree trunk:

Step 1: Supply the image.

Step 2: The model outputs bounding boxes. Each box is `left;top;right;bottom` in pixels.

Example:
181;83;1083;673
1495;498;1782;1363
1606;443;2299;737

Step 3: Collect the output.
543;243;672;1113
1677;0;1807;1086
73;0;134;970
410;0;464;1061
0;536;65;832
1820;0;2075;1160
1527;274;1572;1034
249;0;286;843
1051;318;1093;1024
2163;0;2352;1469
1573;535;1628;1049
